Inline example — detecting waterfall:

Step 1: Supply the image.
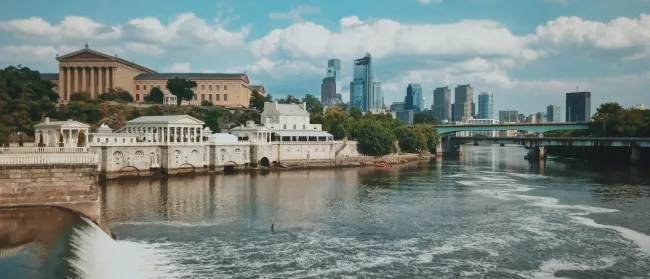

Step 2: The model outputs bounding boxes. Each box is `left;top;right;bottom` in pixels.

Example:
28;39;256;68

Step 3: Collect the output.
67;218;185;279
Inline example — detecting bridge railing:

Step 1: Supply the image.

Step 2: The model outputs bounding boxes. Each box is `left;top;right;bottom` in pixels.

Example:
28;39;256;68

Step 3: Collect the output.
0;152;98;165
0;147;88;153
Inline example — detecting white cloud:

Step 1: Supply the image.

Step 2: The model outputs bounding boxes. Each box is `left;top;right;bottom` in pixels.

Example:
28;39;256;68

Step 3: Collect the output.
250;16;541;61
416;0;443;5
0;16;120;42
0;45;58;62
124;13;250;49
226;58;321;78
534;14;650;50
123;42;164;55
168;62;191;73
268;5;320;22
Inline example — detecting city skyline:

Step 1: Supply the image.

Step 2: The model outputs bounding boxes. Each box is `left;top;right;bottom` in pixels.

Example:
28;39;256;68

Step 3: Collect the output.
0;0;648;113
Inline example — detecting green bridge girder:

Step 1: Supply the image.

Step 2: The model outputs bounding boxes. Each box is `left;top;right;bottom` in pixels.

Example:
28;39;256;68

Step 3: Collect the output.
434;123;590;135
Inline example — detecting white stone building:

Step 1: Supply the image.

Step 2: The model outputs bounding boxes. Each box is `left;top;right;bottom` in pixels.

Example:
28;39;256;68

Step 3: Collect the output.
34;118;90;148
230;101;357;167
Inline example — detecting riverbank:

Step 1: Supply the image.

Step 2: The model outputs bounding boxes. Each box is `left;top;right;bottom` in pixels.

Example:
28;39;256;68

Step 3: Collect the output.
106;153;435;179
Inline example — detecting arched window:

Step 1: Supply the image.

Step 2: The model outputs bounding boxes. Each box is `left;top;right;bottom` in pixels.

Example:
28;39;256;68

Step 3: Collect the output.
112;151;123;157
134;151;144;156
234;148;241;153
173;150;182;155
191;149;199;155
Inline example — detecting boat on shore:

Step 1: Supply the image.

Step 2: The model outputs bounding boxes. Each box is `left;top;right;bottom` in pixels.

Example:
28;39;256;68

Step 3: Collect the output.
376;162;392;168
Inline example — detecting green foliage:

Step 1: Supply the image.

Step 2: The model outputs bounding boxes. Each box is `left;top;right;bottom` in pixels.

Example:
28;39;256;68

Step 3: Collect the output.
144;87;164;103
201;100;214;107
166;78;197;106
249;90;271;110
98;87;134;102
413;125;439;152
70;92;91;102
301;94;324;115
356;120;396;156
0;66;59;135
396;126;423;153
589;102;650;137
350;107;363;119
413;112;440;125
277;95;301;104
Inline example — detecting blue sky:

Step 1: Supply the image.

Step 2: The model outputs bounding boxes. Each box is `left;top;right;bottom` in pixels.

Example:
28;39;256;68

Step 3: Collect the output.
1;0;649;116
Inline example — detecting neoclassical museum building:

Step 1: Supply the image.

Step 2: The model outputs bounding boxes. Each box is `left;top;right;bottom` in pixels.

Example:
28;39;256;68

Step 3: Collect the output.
40;44;266;107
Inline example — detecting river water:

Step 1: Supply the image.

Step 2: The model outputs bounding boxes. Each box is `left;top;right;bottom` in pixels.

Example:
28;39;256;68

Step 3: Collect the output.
2;146;650;278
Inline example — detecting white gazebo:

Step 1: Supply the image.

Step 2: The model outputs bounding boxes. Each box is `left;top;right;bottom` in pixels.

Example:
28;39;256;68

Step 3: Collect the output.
125;115;206;144
163;93;177;105
34;117;90;147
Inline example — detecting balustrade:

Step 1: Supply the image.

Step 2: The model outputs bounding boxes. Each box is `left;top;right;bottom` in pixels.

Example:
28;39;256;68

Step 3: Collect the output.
0;153;98;165
0;147;88;153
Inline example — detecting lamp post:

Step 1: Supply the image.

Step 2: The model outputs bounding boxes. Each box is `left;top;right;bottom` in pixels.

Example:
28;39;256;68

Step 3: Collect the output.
603;119;606;137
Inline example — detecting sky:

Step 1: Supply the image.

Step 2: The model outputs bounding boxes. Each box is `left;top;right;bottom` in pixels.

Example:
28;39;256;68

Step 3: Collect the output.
1;0;649;116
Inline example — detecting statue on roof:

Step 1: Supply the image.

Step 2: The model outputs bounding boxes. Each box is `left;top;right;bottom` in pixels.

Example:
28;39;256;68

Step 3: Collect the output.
85;42;89;49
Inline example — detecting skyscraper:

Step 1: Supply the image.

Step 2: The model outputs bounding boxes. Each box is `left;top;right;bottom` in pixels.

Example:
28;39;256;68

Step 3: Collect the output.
498;110;519;123
546;105;561;122
433;86;451;121
326;59;342;99
478;92;494;119
566;91;591;122
453;84;473;122
320;77;336;105
373;80;383;111
350;53;373;111
405;84;423;112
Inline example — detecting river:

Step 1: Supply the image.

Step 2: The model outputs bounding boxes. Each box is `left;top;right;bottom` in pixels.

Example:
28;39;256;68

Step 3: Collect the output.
2;146;650;278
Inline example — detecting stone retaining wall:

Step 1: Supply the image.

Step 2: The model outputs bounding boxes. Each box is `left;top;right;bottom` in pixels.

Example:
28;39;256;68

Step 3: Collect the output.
0;165;100;223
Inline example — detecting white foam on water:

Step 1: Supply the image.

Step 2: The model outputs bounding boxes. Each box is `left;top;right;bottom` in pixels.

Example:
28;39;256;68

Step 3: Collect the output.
570;216;650;255
528;257;618;279
67;218;188;279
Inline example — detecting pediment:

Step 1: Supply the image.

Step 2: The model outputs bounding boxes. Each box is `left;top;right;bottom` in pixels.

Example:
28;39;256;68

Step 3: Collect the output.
170;116;206;125
60;51;113;61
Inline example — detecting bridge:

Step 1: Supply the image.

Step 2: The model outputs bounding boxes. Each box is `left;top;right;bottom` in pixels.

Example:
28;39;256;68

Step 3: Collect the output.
446;136;650;163
434;123;590;135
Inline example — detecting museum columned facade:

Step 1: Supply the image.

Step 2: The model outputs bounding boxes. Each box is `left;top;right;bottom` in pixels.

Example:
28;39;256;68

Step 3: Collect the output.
40;44;266;107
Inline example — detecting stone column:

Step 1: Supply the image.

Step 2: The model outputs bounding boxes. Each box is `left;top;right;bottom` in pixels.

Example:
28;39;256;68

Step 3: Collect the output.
89;67;95;98
81;67;87;93
68;129;72;146
97;67;103;95
631;147;641;164
111;67;117;90
66;67;72;100
200;128;203;143
84;129;89;147
73;67;79;93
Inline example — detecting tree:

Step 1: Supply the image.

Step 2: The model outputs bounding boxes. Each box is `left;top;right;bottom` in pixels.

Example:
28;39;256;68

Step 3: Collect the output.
397;127;423;153
77;130;86;147
201;100;213;107
413;112;440;125
249;90;271;110
350;107;363;120
301;94;324;115
99;87;133;102
277;95;300;104
356;120;395;156
166;78;197;106
144;87;164;103
70;92;91;102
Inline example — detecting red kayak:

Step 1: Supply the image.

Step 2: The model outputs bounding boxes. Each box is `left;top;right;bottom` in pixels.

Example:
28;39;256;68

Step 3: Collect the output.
376;162;392;168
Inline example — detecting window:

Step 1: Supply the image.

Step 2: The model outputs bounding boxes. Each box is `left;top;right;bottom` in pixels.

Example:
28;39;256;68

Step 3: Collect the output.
193;95;197;101
216;85;220;90
224;85;228;90
136;85;140;90
209;94;212;101
202;85;205;90
293;125;296;129
114;138;117;143
216;94;220;101
136;94;140;101
303;125;306;129
144;85;147;90
283;125;286;129
209;85;212;90
202;94;205;101
224;94;228;101
122;138;126;143
96;138;100;143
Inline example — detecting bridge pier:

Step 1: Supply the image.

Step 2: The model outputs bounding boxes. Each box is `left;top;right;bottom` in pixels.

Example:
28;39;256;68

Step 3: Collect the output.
525;146;547;161
437;136;463;155
631;147;641;164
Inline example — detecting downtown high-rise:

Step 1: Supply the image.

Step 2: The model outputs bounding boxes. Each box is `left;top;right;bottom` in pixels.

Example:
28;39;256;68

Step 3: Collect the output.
546;105;561;122
453;84;473;122
321;59;342;105
499;109;519;123
405;84;423;112
433;86;451;121
477;92;493;119
350;53;374;111
566;91;591;122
